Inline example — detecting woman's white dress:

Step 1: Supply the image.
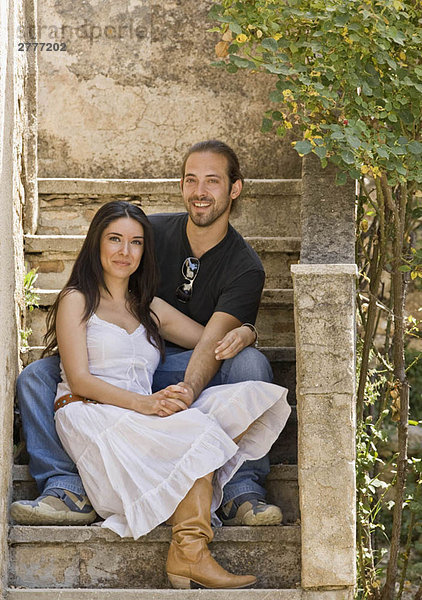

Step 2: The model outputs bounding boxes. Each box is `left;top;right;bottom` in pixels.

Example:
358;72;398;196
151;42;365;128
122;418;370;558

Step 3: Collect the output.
55;313;291;540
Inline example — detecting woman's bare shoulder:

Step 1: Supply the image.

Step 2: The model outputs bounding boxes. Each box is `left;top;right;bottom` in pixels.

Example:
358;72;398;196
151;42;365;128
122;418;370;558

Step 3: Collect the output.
58;288;86;311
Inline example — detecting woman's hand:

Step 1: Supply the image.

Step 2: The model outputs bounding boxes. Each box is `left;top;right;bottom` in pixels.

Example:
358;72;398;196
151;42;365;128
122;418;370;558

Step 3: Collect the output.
132;385;192;417
214;325;256;361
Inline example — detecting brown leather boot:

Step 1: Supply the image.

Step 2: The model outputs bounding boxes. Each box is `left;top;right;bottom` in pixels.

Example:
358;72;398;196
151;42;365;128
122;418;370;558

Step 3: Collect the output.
166;474;257;589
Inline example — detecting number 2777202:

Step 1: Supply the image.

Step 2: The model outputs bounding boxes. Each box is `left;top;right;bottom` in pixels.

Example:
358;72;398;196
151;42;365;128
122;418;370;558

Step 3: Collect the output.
18;42;67;51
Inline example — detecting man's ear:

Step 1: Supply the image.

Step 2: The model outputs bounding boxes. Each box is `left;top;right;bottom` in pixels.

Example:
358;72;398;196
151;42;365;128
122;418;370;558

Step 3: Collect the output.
230;179;242;200
180;178;184;192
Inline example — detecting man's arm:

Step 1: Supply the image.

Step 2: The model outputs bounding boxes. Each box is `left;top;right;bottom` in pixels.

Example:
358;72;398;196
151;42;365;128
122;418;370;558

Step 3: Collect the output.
163;267;265;405
184;311;242;399
163;312;242;406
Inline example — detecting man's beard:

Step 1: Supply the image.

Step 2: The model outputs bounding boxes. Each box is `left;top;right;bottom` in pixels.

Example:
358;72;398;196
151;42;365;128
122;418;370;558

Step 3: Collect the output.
187;195;231;227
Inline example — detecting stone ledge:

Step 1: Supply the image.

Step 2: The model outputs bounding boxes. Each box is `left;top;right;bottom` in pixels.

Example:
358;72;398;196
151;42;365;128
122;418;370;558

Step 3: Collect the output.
6;587;354;599
28;289;294;308
260;347;296;362
7;591;302;599
9;524;300;545
12;464;298;484
38;178;302;197
21;345;296;367
291;264;357;276
25;235;301;255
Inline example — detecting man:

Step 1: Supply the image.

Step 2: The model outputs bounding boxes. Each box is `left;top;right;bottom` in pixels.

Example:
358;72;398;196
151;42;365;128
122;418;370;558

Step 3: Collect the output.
11;140;283;527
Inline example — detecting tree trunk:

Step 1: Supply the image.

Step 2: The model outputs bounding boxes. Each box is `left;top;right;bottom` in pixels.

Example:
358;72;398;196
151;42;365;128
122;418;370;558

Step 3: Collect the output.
381;183;409;600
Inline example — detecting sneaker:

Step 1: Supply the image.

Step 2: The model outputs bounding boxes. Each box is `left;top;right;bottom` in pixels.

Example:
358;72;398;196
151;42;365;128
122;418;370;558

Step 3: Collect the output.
10;488;97;525
218;495;283;526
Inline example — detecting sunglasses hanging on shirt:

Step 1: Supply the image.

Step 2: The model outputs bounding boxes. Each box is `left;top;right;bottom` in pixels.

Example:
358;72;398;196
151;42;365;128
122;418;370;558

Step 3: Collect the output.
176;257;200;303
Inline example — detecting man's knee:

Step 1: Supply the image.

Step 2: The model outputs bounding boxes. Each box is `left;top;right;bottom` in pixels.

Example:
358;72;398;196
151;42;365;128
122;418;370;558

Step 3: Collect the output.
16;356;61;407
223;347;273;384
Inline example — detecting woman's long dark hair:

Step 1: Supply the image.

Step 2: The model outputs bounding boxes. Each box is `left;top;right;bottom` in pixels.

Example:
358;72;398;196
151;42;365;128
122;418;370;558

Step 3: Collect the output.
43;201;165;359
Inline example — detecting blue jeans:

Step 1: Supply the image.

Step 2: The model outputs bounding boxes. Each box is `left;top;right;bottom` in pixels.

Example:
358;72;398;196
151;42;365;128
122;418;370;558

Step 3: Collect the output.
16;346;273;504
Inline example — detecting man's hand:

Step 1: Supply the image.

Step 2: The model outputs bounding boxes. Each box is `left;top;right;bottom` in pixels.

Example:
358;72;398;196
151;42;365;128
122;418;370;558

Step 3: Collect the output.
133;387;189;417
214;325;256;360
163;382;195;408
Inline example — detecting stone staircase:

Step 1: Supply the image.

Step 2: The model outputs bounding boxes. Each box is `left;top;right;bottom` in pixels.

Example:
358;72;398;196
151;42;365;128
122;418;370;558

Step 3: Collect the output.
10;177;302;598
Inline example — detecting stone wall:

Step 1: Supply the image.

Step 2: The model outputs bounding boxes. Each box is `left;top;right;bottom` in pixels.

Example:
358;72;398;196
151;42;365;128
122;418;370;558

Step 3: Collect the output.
33;0;301;179
0;0;32;595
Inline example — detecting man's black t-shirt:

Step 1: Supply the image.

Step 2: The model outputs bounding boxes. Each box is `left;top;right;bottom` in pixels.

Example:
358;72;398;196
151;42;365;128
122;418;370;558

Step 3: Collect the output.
149;213;265;327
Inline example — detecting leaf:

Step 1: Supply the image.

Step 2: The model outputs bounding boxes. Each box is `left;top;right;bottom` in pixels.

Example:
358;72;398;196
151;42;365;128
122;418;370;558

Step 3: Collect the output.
261;38;278;52
331;131;345;141
408;141;422;155
346;134;361;149
336;171;348;186
362;81;373;96
294;140;313;155
229;22;242;34
399;265;411;272
399;109;414;125
313;145;327;159
341;149;355;165
208;4;223;19
371;479;389;489
269;90;284;103
349;168;361;180
231;55;252;68
265;64;290;75
216;15;236;24
377;147;389;159
389;27;406;45
261;118;273;133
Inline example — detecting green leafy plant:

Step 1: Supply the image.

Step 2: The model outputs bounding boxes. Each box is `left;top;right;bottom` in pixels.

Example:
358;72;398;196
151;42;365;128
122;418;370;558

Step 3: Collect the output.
209;0;422;187
20;266;39;349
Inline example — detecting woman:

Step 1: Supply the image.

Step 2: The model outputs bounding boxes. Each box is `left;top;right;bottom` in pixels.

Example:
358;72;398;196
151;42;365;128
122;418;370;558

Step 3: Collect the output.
47;200;291;589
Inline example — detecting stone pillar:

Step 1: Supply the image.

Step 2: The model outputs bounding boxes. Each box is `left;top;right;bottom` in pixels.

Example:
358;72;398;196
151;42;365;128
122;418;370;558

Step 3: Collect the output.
292;264;357;589
0;0;27;596
301;153;355;264
293;154;357;592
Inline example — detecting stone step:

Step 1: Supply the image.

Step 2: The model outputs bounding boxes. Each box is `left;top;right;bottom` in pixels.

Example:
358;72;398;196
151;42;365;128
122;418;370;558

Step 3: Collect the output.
21;345;296;403
6;589;303;599
22;341;294;372
9;525;301;590
24;235;300;290
26;289;295;349
12;464;299;525
37;178;302;238
17;345;298;463
8;523;301;590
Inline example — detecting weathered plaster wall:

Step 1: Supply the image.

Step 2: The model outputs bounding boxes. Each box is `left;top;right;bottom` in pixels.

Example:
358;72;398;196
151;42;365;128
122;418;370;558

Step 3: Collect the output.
34;0;300;179
0;0;28;595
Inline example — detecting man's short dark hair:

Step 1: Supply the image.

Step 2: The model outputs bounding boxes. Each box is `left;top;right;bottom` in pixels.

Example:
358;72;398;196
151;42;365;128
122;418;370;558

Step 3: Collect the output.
181;140;244;188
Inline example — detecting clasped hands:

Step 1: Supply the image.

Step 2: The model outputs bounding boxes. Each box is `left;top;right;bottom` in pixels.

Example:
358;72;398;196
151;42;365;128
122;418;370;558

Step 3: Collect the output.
139;324;255;418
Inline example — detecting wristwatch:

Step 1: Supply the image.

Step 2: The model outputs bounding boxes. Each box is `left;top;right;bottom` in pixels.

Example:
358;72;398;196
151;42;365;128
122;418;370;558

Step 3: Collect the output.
242;323;259;348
